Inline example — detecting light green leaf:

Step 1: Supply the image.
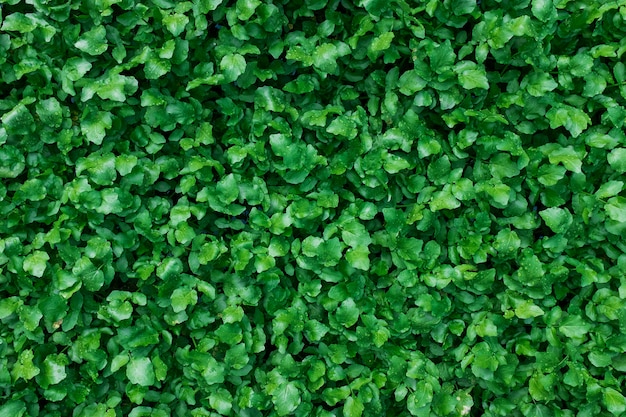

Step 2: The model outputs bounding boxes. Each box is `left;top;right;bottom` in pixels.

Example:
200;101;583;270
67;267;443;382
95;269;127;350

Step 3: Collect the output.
605;197;626;223
216;173;239;205
236;0;261;21
407;381;434;414
19;305;43;331
0;400;26;417
608;148;626;173
1;13;36;32
144;57;171;79
346;246;371;271
304;319;330;342
81;110;113;145
532;0;556;22
76;153;117;186
162;13;189;36
41;354;68;387
327;116;357;138
36;98;63;127
11;349;40;381
115;155;138;176
220;54;246;81
455;61;489;90
546;106;590;138
0;145;26;178
224;343;249;370
451;0;476;15
522;72;558;97
157;257;184;281
604;388;626;416
74;25;108;56
558;315;591;338
369;32;394;53
2;103;34;135
273;382;301;416
63;57;92;81
23;250;50;278
170;287;198;313
126;357;155;386
539;207;573;233
514;300;545;319
398;70;428;95
547;146;583;172
210;388;233;415
430;190;461;211
493;229;521;254
344;396;365;417
335;298;359;327
596;181;624;199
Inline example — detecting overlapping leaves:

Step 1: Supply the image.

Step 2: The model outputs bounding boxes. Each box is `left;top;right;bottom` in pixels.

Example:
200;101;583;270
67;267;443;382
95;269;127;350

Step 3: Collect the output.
1;0;626;416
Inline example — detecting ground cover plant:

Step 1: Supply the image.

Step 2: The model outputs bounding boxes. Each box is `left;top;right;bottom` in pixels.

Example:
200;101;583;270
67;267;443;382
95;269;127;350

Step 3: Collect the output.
1;0;626;415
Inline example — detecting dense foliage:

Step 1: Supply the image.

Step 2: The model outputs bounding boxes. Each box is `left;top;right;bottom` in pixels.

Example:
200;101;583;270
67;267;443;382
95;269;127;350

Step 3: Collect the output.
1;0;626;415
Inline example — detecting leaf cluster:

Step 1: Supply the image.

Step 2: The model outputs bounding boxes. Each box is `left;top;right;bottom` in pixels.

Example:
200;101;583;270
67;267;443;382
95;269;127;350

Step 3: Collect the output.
1;0;626;416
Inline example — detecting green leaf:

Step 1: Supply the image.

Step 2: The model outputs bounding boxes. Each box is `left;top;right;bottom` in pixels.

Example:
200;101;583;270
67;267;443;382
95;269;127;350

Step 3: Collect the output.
162;13;189;36
76;153;117;185
81;110;113;145
522;72;558;97
546;146;583;172
19;305;43;332
63;57;92;81
407;381;434;414
11;349;40;381
346;246;371;271
40;354;68;388
0;297;22;319
451;0;476;15
74;25;108;56
546;106;590;138
36;98;63;127
0;401;26;417
210;388;233;415
216;173;239;205
23;250;50;278
220;54;246;81
170;287;198;313
493;229;521;254
539;207;573;233
559;315;591;338
603;388;626;416
126;357;155;386
608;148;626;173
304;319;330;342
369;32;394;54
224;343;249;370
605;197;626;223
202;356;226;385
273;382;301;416
313;42;350;73
1;13;36;32
335;298;360;327
430;190;461;211
344;396;365;417
455;61;489;90
398;70;428;95
0;146;25;178
327;116;358;139
157;258;184;281
2;103;35;135
236;0;261;21
532;0;556;22
514;301;545;319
